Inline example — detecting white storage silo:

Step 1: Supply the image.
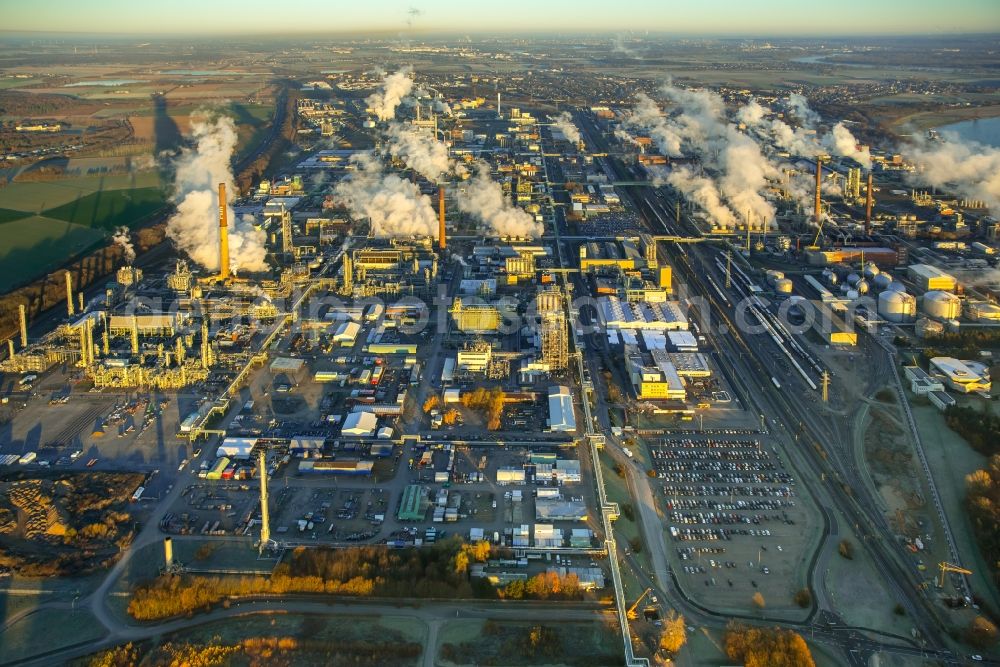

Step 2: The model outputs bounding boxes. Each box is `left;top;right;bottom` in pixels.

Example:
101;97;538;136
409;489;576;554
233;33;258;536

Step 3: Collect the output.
878;290;917;323
922;290;961;320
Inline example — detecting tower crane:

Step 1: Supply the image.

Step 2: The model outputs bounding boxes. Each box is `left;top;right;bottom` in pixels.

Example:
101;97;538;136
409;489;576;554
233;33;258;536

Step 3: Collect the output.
938;561;972;589
626;587;653;620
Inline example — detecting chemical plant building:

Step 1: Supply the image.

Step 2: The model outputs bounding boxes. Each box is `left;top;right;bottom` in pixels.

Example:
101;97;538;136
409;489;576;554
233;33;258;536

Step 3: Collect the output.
928;357;992;395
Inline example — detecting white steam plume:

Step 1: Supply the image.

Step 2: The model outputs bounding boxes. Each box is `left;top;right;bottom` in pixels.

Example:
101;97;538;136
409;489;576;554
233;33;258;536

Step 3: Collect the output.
334;152;439;237
385;124;452;181
456;163;543;238
620;92;682;157
551;111;581;145
905;133;1000;215
824;122;872;170
112;226;135;262
166;114;267;273
366;67;414;121
739;97;822;158
624;83;777;227
432;99;452;116
787;93;820;127
667;166;737;229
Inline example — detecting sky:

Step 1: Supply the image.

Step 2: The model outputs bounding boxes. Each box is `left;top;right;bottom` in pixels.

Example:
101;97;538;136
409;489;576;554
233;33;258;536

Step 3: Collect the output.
1;0;998;36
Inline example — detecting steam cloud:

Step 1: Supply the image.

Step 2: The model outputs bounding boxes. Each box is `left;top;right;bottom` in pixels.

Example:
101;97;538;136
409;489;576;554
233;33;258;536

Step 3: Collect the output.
905;133;1000;215
112;226;135;262
621;84;776;227
456;163;544;238
366;67;414;121
823;123;871;170
787;93;820;127
166;115;267;273
334;152;439;237
552;111;581;145
385;124;452;181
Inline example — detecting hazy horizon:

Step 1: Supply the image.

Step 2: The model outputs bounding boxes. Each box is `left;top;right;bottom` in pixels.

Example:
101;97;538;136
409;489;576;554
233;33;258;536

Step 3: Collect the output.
2;0;998;37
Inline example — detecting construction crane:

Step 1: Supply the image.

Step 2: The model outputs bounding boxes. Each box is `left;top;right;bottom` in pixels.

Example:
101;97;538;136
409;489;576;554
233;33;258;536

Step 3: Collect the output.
626;587;653;620
938;562;972;589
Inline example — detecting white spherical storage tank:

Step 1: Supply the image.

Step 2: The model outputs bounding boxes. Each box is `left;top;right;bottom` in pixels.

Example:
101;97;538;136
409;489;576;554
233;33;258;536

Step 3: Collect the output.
878;290;917;323
856;279;870;295
922;290;961;320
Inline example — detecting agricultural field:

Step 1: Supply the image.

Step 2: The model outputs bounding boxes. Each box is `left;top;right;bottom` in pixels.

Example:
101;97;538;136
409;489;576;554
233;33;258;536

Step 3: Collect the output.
0;171;166;291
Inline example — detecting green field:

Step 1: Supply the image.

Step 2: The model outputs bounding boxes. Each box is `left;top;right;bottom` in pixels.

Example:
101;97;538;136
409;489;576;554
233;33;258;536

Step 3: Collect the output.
0;608;105;663
42;186;165;229
0;171;167;292
437;618;621;667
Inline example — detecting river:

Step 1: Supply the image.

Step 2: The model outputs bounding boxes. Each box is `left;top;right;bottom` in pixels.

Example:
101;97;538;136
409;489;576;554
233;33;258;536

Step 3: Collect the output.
936;116;1000;149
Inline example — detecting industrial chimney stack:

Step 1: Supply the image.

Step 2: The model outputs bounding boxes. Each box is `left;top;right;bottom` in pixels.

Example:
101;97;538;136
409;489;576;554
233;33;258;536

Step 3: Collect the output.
218;182;230;281
65;271;74;318
438;186;447;250
864;171;874;237
814;160;823;226
18;304;27;349
258;449;271;554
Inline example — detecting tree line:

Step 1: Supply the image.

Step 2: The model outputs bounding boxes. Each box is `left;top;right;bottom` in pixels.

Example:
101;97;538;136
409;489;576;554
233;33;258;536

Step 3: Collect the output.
945;405;1000;457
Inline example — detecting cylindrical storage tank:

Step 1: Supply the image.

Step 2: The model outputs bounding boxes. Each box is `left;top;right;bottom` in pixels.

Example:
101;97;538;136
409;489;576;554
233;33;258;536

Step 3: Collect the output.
878;290;917;323
922;290;961;320
863;262;880;280
887;281;906;293
847;272;861;286
856;279;870;295
775;278;793;295
823;269;838;286
766;270;785;284
873;272;893;291
846;289;860;300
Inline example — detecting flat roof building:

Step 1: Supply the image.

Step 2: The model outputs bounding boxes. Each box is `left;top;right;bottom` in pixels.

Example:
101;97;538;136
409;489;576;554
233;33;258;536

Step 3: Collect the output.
547;385;577;432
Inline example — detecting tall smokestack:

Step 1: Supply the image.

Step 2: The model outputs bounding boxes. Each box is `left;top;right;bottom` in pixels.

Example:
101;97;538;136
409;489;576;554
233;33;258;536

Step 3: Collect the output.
164;537;174;570
6;339;14;360
218;182;230;281
18;304;27;348
65;271;74;318
864;171;874;237
258;449;271;554
814;159;823;225
438;186;446;250
130;314;139;355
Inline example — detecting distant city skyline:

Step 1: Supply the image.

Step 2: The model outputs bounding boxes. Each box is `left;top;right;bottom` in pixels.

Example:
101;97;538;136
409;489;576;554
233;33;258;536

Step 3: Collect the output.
2;0;999;36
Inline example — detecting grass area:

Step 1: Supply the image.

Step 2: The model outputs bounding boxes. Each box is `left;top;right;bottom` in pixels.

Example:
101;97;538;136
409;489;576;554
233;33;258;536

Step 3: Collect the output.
85;613;425;667
823;521;915;638
173;538;276;574
41;186;165;230
0;170;167;291
170;612;425;647
598;450;651;599
0;207;29;223
0;215;105;291
437;618;621;667
0;608;105;663
910;397;1000;612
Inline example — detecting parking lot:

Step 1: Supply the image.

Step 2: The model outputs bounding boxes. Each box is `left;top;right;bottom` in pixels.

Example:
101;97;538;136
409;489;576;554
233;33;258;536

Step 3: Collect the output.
651;434;818;612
